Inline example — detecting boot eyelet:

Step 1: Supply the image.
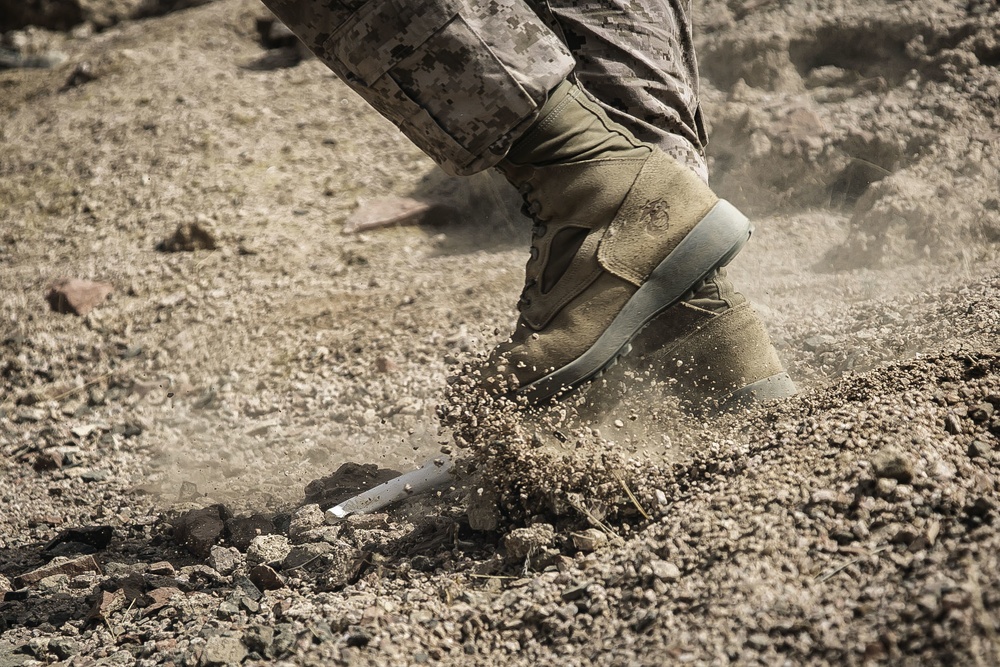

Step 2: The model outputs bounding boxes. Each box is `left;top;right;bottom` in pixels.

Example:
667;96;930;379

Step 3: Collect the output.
533;224;547;237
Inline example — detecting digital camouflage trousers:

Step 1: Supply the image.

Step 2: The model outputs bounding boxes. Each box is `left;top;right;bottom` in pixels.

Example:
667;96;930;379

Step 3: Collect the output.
261;0;707;179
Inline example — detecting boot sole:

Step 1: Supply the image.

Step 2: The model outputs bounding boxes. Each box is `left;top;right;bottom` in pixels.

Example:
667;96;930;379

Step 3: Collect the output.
516;199;753;404
719;372;798;412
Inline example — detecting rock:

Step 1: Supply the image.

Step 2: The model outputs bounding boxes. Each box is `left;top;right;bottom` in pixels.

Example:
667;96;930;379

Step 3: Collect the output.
246;534;291;567
969;439;993;459
233;576;263;602
802;334;835;352
44;525;113;553
208;546;242;576
571;528;609;552
649;559;681;581
243;625;274;656
15;554;102;587
0;575;10;594
944;413;963;435
503;524;555;559
872;452;915;484
62;61;97;89
173;505;230;558
201;636;247;666
87;589;126;623
157;218;218;252
79;468;111;482
560;583;591;601
282;542;332;570
46;278;112;316
217;600;240;620
303;462;401;510
38;574;70;592
343;197;454;234
467;484;500;532
148;561;176;576
142;587;183;617
33;450;64;471
248;564;286;591
224;514;276;551
48;638;80;660
318;541;363;589
288;504;324;542
970;402;995;423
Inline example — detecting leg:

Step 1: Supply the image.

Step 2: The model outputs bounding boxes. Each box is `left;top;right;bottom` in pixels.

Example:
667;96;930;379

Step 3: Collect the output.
528;0;709;180
260;0;575;175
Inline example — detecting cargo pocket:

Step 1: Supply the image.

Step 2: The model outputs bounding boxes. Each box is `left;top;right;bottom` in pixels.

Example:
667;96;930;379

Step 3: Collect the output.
324;0;538;173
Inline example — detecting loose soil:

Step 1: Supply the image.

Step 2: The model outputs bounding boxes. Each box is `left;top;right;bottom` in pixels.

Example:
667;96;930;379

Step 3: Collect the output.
2;0;999;664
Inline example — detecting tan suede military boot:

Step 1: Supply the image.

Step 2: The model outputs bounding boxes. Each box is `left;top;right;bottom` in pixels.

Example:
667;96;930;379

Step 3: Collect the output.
485;80;769;404
631;269;797;413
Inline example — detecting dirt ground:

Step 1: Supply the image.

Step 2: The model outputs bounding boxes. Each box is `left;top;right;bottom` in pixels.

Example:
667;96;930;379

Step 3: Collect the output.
2;0;1000;664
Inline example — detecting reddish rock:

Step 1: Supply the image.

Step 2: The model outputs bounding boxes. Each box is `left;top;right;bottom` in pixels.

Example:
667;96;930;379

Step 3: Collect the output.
142;587;183;617
88;589;126;623
15;554;102;587
46;278;113;316
148;561;176;576
248;564;286;591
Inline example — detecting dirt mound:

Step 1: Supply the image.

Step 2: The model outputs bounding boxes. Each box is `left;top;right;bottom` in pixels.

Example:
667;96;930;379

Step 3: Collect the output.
697;1;1000;267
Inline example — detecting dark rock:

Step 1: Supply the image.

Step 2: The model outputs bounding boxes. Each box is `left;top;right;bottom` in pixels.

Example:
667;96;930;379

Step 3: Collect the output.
560;583;591;602
303;462;401;509
173;505;231;558
33;450;64;472
344;632;370;648
233;576;263;602
46;278;112;316
156;218;218;252
282;543;332;570
970;402;995;423
48;638;79;660
44;525;113;552
224;514;276;552
872;452;915;484
248;565;285;591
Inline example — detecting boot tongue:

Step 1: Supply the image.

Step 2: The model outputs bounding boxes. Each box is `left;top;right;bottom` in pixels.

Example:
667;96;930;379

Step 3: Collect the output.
542;227;589;293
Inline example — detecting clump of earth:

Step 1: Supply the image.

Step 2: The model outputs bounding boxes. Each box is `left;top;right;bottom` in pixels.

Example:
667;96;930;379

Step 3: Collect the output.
2;0;1000;664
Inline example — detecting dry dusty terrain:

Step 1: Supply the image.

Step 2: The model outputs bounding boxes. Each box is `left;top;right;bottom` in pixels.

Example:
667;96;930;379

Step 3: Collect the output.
2;0;1000;664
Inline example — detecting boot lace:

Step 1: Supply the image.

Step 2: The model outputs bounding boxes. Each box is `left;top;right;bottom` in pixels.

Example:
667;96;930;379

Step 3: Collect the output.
516;183;548;311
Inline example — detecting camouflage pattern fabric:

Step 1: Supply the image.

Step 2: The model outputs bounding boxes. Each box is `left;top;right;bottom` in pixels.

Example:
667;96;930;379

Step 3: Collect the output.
527;0;708;180
261;0;575;175
261;0;705;179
